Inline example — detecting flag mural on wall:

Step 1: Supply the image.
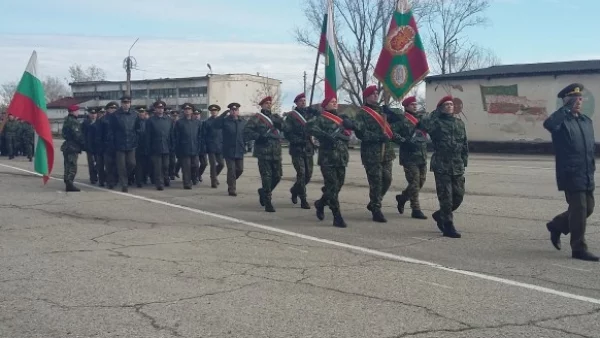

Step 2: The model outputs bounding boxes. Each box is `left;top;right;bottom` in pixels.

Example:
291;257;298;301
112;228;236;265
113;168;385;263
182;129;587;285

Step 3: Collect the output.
374;0;429;100
7;51;54;184
317;0;343;99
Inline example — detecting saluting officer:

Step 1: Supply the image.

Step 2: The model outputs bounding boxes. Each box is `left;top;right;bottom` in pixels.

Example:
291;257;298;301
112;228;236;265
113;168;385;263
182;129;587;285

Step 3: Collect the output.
213;103;246;196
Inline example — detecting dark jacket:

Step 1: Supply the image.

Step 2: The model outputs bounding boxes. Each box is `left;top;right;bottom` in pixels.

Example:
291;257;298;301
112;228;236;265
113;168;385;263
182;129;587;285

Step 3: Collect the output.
203;116;223;154
173;117;202;157
145;114;173;155
544;107;596;192
136;118;148;156
81;118;98;154
95;115;114;154
107;107;139;151
214;113;246;159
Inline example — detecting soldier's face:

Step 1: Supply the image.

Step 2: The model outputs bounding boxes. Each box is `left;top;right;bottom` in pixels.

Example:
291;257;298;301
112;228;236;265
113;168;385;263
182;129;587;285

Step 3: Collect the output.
121;101;131;110
406;102;418;113
231;107;240;117
210;109;218;117
184;108;192;117
366;92;379;105
442;102;454;114
296;98;306;108
90;113;97;120
107;108;117;114
262;101;272;110
566;96;583;113
155;107;164;115
326;98;338;111
8;115;14;120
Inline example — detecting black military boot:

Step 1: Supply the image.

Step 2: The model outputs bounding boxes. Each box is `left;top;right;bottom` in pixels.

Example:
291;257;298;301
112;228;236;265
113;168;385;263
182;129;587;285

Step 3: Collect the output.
264;200;275;213
372;209;387;223
211;178;218;188
258;188;266;206
546;222;561;250
300;197;311;209
65;182;80;192
396;194;407;214
572;251;599;262
432;211;444;233
333;211;347;228
121;186;128;193
315;200;325;220
442;222;461;238
411;209;427;220
290;187;298;204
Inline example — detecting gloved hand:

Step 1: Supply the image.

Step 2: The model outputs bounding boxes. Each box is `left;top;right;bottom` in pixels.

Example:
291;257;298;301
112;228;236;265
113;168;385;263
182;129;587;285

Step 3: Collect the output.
342;118;355;130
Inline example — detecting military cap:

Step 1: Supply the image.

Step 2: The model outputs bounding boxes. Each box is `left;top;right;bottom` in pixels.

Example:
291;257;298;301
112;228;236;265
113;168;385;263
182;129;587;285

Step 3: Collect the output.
87;107;97;114
99;107;106;112
105;101;119;109
293;93;306;103
558;83;584;99
401;96;417;107
153;100;166;108
193;109;201;114
68;105;79;112
181;103;194;110
227;102;241;110
437;95;453;107
120;95;132;102
363;85;378;98
208;104;221;111
258;96;272;106
170;110;179;115
136;106;146;112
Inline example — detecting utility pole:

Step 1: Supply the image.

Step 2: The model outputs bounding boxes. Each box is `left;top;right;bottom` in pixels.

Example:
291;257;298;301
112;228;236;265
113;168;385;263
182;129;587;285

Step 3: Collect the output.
123;38;139;97
303;71;307;94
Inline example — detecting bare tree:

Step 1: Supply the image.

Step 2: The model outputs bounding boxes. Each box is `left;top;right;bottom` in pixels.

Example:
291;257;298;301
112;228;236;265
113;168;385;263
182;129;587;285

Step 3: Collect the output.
424;0;499;74
295;0;428;106
0;81;17;111
43;76;71;102
253;80;286;114
68;64;107;82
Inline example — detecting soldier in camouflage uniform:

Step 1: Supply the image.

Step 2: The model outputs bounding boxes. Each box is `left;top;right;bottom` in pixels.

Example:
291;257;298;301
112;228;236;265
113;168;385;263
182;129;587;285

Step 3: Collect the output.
3;114;19;159
284;93;317;209
61;105;84;192
306;96;355;228
353;85;396;223
81;107;99;184
393;96;428;220
20;120;34;161
417;95;468;238
243;96;284;212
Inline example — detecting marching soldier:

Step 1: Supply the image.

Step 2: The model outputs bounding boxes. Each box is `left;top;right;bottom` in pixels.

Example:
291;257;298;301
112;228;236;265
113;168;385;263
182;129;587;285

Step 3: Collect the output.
169;110;181;180
306;96;354;228
244;96;284;212
82;107;99;184
20;121;34;162
393;96;428;220
173;103;202;189
135;107;150;187
145;100;173;190
544;83;598;262
3;114;18;159
353;85;396;223
283;93;317;209
417;95;467;238
61;105;84;192
204;104;225;188
106;96;139;193
213;103;246;196
95;102;118;187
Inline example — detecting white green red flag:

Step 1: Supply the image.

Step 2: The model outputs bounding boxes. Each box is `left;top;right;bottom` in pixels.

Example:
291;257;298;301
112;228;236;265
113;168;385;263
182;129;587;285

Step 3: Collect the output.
317;0;343;99
374;0;429;100
7;51;54;184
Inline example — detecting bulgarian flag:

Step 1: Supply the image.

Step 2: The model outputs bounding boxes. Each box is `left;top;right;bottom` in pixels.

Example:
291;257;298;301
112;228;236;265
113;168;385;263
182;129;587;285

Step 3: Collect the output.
317;0;343;99
7;51;54;184
374;0;429;100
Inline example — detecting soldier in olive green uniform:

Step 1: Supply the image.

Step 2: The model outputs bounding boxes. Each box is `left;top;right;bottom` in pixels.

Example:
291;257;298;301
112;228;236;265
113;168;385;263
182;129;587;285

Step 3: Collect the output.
243;96;284;212
417;95;468;238
306;96;355;228
284;93;317;209
61;105;84;192
353;85;396;223
393;96;428;220
3;114;19;159
20;121;34;161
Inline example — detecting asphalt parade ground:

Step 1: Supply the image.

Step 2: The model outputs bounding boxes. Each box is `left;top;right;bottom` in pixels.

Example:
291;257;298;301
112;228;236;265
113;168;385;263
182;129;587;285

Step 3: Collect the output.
1;143;599;337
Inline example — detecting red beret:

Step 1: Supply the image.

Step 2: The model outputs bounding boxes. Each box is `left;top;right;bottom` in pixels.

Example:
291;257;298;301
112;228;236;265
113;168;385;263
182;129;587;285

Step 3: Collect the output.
437;95;453;107
259;96;272;106
363;85;378;98
68;105;79;112
401;96;417;107
321;96;336;109
293;93;306;103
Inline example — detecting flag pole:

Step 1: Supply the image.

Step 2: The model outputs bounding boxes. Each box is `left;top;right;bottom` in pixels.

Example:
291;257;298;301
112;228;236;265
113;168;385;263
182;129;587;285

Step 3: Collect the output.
308;50;321;107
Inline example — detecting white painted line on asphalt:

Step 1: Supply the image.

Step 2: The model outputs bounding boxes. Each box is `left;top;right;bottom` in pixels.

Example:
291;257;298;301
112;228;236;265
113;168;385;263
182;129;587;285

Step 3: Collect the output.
415;279;453;289
410;237;430;241
2;162;600;306
552;264;593;273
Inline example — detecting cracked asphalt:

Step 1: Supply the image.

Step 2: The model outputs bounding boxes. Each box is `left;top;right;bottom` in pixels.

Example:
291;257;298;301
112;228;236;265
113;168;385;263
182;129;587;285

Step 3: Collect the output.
1;145;599;338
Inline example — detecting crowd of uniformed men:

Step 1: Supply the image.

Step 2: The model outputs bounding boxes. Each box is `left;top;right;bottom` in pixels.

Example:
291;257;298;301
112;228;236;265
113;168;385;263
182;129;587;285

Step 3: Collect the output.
0;114;35;161
57;82;597;261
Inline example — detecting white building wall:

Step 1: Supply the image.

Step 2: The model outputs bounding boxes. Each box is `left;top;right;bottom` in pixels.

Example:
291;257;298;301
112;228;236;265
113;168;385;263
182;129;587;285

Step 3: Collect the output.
425;73;600;142
208;74;281;115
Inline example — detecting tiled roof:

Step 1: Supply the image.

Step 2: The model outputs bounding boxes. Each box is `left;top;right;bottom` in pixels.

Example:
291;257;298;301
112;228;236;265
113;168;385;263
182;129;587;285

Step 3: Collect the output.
426;60;600;82
46;97;95;109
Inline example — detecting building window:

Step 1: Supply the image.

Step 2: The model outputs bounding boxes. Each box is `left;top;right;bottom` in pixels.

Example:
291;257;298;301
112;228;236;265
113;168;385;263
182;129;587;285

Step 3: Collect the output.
131;89;148;99
97;91;122;100
149;88;176;99
73;91;96;98
179;87;207;98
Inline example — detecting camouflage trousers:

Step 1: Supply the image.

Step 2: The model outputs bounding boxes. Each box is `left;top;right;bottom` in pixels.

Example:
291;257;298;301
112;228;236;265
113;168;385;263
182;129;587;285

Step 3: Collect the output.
364;160;393;211
398;164;427;210
257;159;282;199
434;173;465;223
291;154;314;198
63;152;79;183
22;141;33;159
320;166;346;213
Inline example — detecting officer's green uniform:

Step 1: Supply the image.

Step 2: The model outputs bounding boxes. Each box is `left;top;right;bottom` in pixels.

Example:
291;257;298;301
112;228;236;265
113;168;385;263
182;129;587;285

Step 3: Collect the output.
61;113;84;192
3;117;19;159
20;121;34;161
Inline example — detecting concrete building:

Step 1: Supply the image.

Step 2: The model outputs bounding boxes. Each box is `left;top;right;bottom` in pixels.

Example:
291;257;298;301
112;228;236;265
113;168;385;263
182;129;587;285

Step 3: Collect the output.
425;60;600;143
69;73;282;115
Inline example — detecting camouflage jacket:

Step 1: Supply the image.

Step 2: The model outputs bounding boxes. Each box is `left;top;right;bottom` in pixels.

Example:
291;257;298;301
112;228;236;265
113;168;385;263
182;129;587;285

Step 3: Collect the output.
417;110;468;175
243;109;283;161
20;122;35;143
306;110;350;167
61;114;84;154
353;103;396;164
391;112;428;166
3;120;19;137
283;107;316;156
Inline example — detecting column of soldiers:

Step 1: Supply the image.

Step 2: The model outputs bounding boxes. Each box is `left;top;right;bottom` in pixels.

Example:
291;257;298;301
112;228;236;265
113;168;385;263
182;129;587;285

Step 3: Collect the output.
60;83;598;262
0;114;35;161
